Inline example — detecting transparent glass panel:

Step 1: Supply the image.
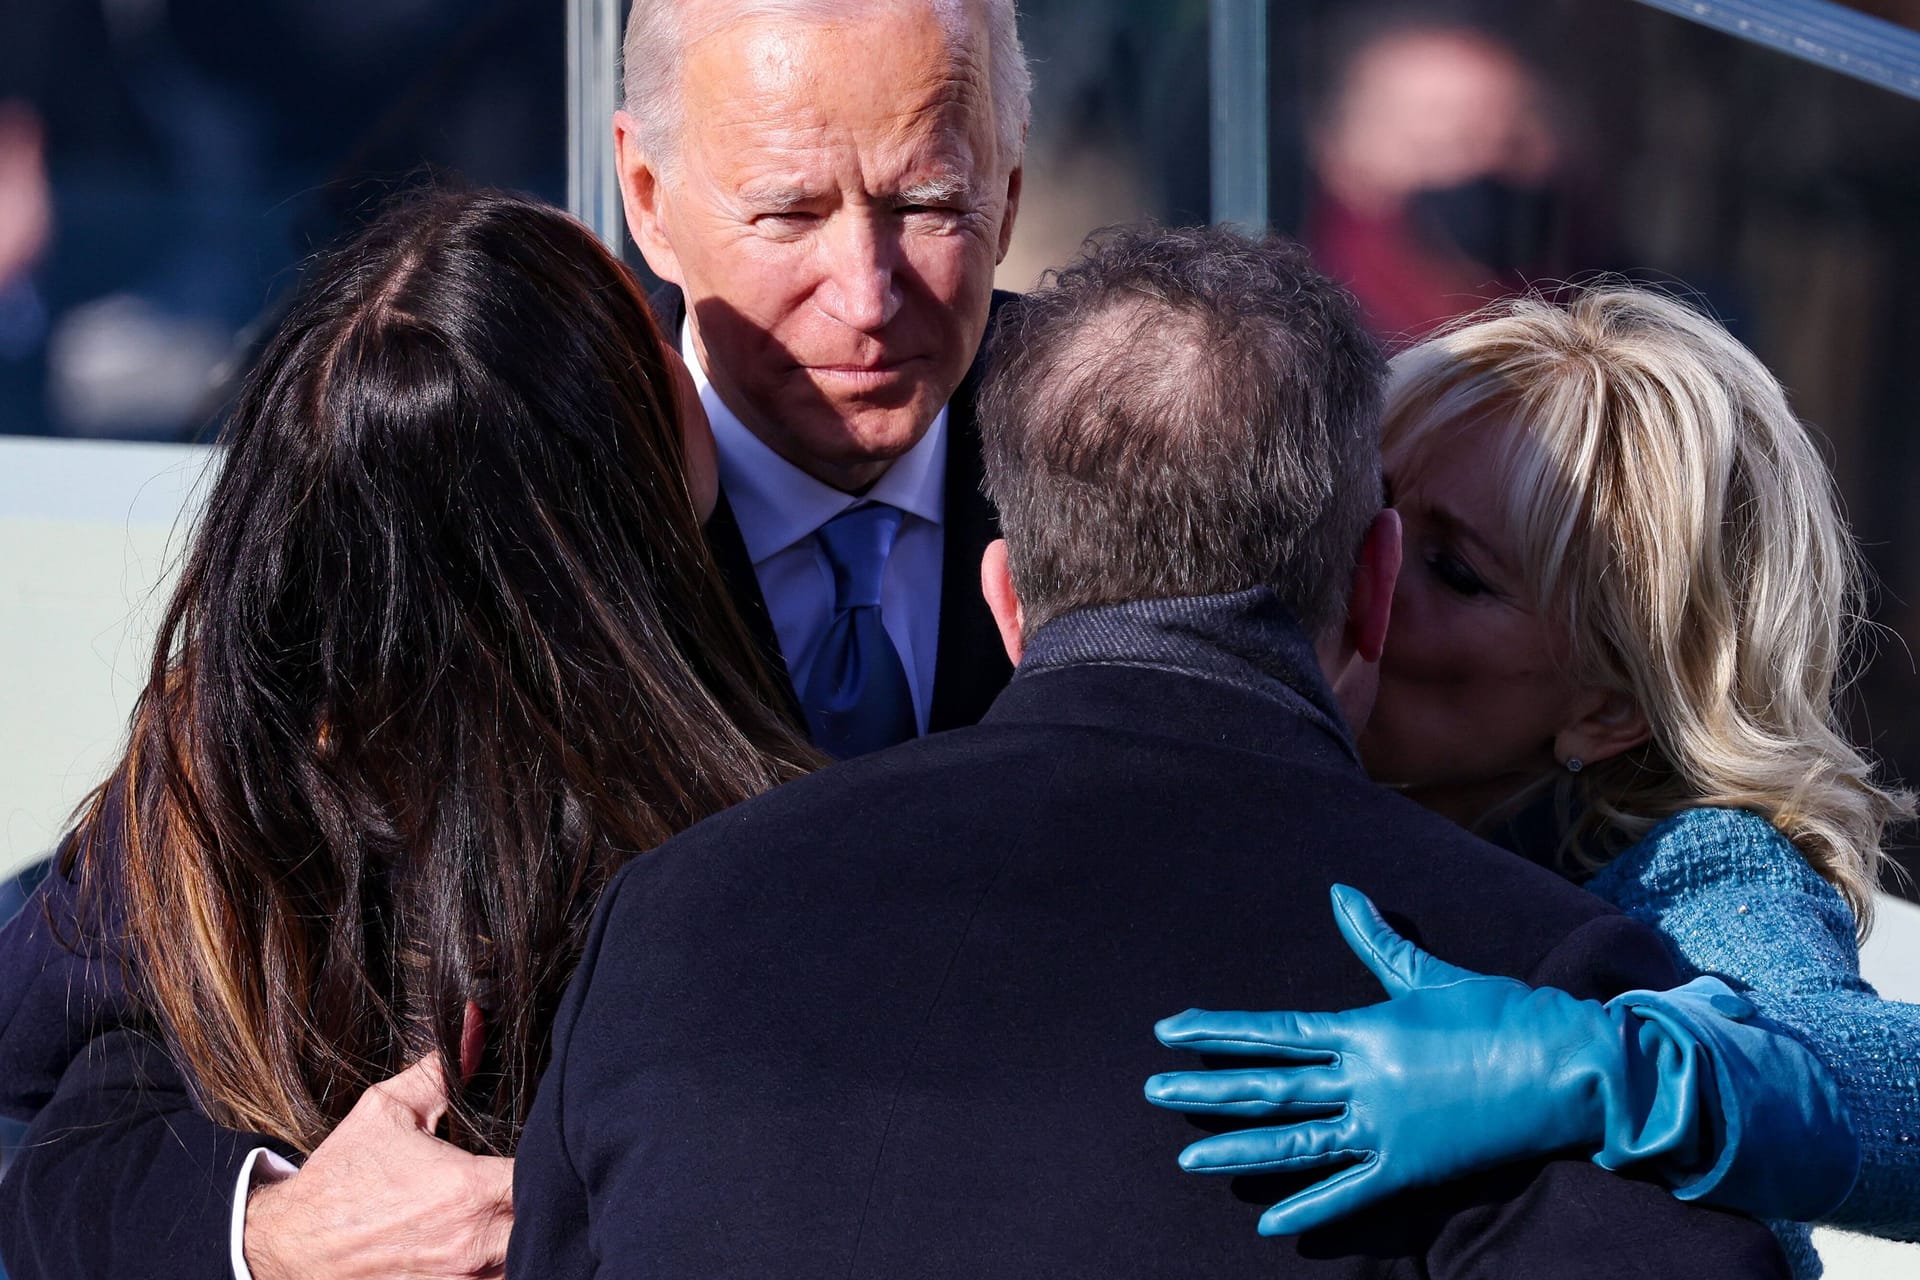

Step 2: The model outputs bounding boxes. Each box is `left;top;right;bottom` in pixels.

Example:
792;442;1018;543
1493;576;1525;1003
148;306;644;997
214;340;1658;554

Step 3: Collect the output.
1261;0;1920;890
0;1;565;441
995;0;1213;289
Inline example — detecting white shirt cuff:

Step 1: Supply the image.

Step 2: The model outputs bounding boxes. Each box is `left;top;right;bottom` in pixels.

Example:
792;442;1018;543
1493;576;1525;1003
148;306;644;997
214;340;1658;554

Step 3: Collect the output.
229;1146;300;1280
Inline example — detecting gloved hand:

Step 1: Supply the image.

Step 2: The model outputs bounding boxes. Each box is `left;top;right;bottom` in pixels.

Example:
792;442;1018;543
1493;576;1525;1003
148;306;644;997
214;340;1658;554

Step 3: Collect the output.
1144;885;1859;1236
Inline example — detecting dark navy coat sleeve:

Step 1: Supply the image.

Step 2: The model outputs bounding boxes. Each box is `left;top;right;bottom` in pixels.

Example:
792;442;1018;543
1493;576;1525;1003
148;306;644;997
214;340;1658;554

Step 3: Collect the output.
0;834;274;1279
0;1028;274;1280
0;845;136;1121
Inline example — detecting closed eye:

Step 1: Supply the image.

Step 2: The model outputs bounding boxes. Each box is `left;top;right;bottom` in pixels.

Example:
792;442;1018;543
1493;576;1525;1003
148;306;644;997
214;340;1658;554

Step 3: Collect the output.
753;211;821;238
1426;549;1491;598
895;202;968;224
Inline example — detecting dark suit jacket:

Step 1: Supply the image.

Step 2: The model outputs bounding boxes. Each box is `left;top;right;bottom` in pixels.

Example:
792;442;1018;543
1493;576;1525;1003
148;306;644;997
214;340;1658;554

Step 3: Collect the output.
508;660;1788;1279
654;283;1016;736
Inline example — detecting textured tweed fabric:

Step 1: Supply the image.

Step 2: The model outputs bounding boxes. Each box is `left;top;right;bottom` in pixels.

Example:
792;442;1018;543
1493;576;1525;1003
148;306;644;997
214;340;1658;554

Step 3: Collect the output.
1588;807;1920;1259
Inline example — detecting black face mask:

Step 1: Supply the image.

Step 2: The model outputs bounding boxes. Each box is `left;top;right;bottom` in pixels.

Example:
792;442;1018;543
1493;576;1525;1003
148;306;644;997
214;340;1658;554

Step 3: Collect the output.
1407;175;1561;273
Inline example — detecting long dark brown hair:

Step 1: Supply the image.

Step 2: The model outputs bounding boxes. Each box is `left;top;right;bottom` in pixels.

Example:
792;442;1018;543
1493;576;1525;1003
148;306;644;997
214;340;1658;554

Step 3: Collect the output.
73;189;813;1155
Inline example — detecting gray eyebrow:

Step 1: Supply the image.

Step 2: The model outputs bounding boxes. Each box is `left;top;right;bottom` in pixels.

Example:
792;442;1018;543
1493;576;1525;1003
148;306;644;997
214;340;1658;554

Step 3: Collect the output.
896;174;972;205
738;184;816;213
737;174;973;213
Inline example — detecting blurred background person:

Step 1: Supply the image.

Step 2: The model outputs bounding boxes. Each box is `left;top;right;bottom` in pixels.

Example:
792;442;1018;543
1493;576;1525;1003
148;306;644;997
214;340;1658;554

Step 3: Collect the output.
0;0;561;440
0;102;51;438
1303;13;1571;345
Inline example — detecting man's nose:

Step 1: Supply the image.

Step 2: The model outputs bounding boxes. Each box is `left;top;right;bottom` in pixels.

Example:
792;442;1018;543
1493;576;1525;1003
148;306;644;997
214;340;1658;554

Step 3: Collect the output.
816;216;903;333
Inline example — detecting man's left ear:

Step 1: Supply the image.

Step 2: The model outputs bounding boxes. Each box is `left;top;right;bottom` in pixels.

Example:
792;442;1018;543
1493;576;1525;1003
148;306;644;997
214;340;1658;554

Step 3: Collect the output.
995;164;1023;264
1347;508;1402;664
1553;690;1652;770
980;539;1025;665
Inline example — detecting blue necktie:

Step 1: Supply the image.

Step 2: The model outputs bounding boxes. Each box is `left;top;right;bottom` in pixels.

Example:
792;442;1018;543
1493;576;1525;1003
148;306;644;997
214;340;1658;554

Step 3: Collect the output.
802;503;918;758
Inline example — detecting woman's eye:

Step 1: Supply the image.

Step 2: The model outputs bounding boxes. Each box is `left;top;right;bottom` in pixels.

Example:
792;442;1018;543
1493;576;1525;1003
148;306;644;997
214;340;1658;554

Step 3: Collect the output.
1427;551;1489;598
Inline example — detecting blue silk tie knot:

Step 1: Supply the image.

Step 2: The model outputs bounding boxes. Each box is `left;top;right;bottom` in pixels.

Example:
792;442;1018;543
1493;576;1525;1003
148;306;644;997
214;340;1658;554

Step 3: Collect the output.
802;503;917;758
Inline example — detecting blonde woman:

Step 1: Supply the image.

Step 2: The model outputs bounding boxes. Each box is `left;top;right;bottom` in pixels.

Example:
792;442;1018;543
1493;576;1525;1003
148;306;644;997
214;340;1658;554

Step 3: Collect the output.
1146;287;1919;1266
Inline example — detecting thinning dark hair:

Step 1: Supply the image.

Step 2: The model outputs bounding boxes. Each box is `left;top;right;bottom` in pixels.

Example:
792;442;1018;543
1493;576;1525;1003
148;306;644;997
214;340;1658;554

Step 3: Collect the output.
978;223;1386;635
73;189;814;1156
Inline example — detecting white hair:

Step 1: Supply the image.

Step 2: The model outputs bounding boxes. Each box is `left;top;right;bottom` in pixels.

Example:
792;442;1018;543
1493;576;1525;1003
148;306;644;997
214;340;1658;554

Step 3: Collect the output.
622;0;1030;180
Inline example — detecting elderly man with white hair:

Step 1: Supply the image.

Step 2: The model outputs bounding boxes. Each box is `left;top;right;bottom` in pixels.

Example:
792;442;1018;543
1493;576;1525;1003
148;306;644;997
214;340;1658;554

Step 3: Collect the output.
0;3;1029;1280
621;0;1029;760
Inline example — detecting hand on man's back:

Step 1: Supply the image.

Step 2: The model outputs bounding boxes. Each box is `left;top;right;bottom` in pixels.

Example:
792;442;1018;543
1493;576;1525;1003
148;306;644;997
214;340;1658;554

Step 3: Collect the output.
243;1056;514;1280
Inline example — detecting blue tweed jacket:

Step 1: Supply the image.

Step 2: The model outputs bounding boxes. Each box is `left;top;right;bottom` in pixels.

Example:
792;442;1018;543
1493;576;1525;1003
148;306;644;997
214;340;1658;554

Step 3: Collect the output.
1586;807;1920;1244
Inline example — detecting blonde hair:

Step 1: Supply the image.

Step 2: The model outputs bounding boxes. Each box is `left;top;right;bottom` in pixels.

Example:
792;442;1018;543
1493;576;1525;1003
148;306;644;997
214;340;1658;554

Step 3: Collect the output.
1383;285;1911;930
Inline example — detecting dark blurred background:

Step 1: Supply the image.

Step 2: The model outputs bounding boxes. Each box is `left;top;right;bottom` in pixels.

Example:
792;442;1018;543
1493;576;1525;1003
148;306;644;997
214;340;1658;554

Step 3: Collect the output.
0;0;563;442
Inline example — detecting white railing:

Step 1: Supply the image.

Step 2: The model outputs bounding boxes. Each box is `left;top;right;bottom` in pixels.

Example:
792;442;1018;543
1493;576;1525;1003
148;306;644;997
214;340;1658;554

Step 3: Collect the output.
0;437;213;875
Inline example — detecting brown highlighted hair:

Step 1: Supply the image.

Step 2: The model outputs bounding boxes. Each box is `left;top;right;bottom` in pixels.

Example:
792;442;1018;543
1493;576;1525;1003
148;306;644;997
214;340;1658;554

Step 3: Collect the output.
73;190;813;1155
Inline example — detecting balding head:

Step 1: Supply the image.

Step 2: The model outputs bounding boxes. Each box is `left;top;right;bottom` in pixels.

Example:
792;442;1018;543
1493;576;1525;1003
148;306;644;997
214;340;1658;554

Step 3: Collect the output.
622;0;1030;182
978;224;1387;638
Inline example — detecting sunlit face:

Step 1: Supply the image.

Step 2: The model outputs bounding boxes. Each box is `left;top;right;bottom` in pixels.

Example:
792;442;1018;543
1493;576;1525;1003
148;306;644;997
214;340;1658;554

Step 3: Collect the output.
1359;416;1590;824
621;6;1020;493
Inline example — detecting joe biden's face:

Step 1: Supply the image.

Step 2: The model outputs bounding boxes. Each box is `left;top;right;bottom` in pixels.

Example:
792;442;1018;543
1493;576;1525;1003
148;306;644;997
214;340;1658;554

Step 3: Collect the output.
617;3;1021;493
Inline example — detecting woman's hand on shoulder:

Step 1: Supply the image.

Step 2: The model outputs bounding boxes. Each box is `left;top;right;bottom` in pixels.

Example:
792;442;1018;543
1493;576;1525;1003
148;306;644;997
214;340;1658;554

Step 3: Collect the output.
1140;886;1817;1235
1144;886;1638;1234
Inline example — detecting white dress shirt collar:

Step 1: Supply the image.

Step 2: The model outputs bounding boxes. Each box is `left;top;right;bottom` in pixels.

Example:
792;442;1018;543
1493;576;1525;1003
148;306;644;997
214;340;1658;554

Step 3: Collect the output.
682;320;947;564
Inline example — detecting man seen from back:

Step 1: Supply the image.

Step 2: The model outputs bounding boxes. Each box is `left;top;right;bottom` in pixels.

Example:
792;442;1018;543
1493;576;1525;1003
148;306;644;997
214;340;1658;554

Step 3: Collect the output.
507;224;1787;1278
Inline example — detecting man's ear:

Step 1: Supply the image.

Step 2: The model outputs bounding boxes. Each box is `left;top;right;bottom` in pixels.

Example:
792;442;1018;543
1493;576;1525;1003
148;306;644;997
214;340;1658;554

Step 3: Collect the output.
995;162;1023;264
614;111;684;287
980;539;1025;665
1553;690;1652;770
1346;508;1402;664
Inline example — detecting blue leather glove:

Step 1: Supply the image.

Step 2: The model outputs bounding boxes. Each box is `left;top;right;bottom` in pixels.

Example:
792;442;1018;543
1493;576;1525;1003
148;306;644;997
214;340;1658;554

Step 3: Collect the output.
1145;885;1860;1235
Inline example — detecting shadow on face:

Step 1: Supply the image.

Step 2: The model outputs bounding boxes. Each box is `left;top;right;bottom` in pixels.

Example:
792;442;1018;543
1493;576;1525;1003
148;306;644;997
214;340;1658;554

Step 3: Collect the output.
621;3;1021;495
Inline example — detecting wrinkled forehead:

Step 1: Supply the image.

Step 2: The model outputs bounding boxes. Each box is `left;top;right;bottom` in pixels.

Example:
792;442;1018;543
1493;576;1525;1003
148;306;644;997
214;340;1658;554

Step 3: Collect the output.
679;9;996;182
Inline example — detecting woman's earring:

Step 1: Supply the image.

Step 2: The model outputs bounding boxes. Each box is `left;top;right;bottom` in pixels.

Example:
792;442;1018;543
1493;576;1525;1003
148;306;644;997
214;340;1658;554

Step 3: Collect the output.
1564;757;1585;774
